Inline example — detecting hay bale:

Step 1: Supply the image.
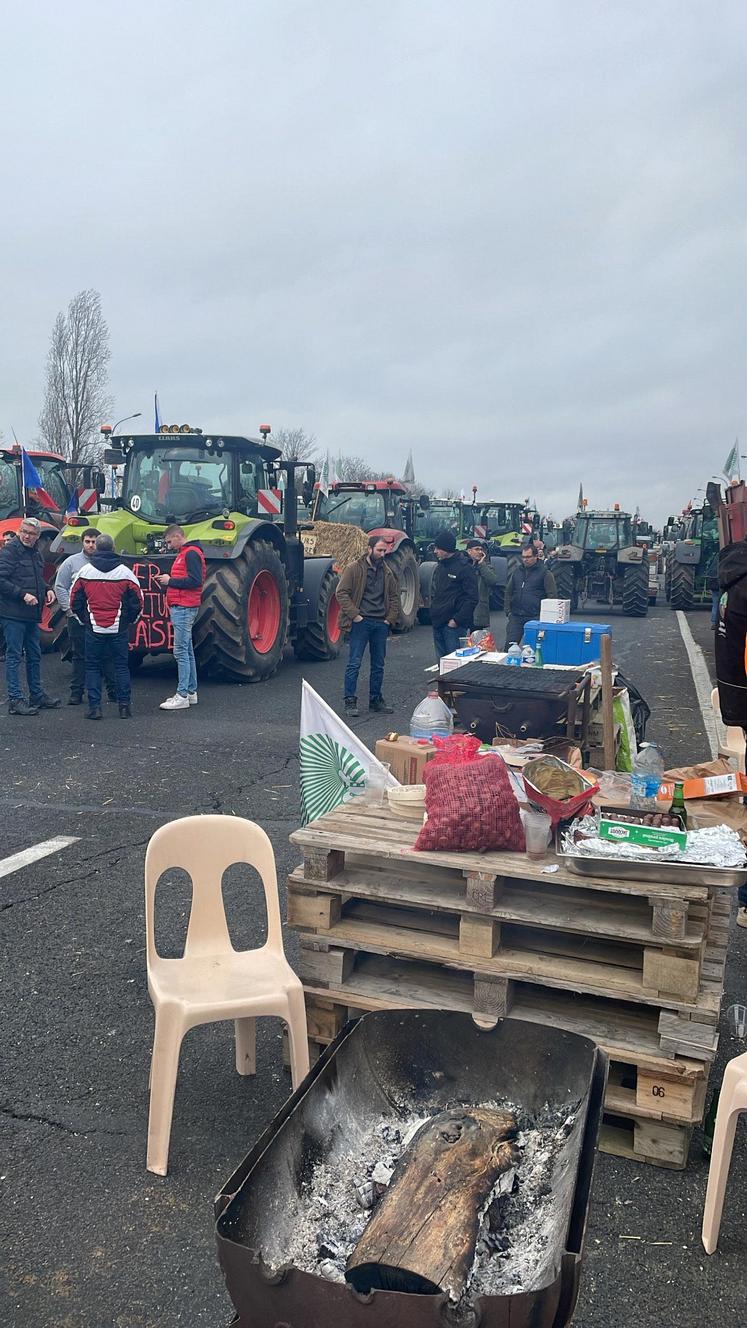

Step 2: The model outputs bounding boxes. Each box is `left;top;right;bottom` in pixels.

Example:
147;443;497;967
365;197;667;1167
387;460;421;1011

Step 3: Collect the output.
300;522;369;569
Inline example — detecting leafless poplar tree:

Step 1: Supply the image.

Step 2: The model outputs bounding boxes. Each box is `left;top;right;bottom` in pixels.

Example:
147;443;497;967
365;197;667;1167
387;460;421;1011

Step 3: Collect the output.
38;289;112;466
271;426;319;464
335;454;392;482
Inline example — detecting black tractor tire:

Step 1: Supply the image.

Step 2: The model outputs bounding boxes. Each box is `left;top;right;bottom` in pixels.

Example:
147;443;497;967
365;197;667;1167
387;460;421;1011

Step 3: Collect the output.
622;565;649;617
489;584;505;611
194;540;289;682
294;566;342;661
387;546;419;632
669;562;695;612
554;564;577;612
664;560;673;602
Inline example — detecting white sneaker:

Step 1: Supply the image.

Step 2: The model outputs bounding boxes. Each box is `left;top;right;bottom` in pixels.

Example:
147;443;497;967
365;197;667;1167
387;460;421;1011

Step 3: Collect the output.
160;694;190;711
737;906;747;929
188;692;198;705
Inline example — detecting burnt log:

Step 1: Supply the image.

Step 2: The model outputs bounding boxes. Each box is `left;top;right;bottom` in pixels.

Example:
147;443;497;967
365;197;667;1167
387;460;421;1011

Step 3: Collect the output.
346;1107;519;1300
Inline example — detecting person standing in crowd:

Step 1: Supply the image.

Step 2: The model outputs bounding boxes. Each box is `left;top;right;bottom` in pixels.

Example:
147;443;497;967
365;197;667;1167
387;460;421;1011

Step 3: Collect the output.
54;528;116;705
714;538;747;926
0;517;60;716
155;525;206;711
504;542;557;649
2;530;15;549
465;539;498;630
336;535;400;717
429;530;478;659
70;533;144;720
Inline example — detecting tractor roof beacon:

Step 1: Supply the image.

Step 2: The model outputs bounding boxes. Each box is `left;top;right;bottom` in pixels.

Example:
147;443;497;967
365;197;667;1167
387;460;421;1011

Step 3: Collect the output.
60;424;342;682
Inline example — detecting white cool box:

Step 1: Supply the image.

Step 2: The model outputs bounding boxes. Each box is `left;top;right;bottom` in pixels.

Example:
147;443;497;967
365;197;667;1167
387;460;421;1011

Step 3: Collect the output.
539;598;571;623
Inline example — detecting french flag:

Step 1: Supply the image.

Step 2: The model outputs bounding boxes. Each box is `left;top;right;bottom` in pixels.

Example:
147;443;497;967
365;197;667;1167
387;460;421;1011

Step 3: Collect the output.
22;448;58;512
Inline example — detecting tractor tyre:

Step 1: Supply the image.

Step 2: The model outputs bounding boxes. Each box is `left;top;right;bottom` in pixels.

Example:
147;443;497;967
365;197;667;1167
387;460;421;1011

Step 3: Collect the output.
489;584;505;611
554;565;577;612
664;560;673;602
669;563;695;612
387;546;419;632
194;540;289;682
295;566;342;661
40;600;69;654
622;565;649;617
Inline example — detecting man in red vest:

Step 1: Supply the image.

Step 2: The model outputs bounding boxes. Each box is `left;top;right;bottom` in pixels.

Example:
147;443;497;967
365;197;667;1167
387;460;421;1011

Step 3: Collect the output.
155;525;206;711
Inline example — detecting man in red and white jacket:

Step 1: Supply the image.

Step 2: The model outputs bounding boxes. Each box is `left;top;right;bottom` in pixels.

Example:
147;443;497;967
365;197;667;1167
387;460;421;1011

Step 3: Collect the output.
70;533;144;721
155;524;206;711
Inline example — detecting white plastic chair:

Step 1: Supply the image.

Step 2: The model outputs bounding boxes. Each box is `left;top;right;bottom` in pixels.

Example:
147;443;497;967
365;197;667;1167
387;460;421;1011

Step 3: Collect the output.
702;1051;747;1253
710;687;746;763
145;815;310;1175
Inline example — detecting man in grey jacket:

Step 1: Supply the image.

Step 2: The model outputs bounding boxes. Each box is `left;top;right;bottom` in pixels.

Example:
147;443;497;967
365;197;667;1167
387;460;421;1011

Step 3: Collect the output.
54;528;115;705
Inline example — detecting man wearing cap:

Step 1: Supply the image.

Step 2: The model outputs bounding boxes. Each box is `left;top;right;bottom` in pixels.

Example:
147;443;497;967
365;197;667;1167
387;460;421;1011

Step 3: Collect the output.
429;530;479;659
465;539;499;629
0;518;60;715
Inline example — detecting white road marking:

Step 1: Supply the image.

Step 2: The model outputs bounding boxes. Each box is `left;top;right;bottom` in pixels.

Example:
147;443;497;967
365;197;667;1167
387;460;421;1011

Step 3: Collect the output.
0;835;79;881
675;610;721;760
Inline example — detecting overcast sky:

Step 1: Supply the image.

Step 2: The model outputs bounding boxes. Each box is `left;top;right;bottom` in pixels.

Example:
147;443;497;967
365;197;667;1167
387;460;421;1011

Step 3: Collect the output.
2;1;745;522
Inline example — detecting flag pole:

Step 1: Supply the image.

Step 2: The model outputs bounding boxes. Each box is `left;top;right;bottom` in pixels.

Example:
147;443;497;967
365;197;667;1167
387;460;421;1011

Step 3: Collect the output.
13;430;27;515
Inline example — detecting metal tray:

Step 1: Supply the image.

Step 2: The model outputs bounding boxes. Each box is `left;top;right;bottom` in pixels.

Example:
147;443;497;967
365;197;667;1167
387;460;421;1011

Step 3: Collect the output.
557;843;747;889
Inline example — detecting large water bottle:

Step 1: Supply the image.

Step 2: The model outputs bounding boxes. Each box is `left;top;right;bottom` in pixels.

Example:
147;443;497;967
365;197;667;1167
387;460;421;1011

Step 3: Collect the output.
409;692;454;740
506;642;523;666
630;742;665;810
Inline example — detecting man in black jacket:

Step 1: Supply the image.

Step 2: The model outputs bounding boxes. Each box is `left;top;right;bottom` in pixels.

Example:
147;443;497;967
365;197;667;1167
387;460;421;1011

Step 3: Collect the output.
504;544;557;649
0;519;60;715
715;538;747;927
429;530;479;659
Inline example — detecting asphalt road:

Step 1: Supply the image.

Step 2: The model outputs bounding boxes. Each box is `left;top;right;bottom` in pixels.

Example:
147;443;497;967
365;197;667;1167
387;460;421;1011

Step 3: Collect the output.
1;603;745;1328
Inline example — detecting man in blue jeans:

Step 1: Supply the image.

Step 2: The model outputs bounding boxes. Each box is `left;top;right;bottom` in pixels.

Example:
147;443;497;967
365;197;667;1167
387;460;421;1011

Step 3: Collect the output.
336;536;401;718
156;525;206;712
70;534;144;720
0;518;61;715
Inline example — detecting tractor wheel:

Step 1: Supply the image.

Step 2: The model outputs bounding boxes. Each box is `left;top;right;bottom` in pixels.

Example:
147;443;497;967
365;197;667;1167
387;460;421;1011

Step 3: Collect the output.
669;563;695;612
40;600;68;654
554;565;577;612
489;584;505;611
664;560;673;602
387;546;419;632
194;540;289;682
295;566;342;661
622;565;649;617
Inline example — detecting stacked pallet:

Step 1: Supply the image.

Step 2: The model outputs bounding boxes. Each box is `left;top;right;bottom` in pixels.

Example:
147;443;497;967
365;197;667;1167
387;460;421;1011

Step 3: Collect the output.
286;801;732;1168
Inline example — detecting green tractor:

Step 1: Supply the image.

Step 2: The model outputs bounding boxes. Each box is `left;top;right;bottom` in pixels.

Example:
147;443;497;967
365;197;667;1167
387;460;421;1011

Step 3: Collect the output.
416;498;539;612
667;502;720;611
58;424;342;681
553;508;649;617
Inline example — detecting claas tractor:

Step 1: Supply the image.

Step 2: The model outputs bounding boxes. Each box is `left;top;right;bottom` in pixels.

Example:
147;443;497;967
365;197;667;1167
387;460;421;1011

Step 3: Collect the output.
310;479;422;631
666;501;720;611
0;445;104;650
553;507;649;616
58;424;341;681
417;498;539;613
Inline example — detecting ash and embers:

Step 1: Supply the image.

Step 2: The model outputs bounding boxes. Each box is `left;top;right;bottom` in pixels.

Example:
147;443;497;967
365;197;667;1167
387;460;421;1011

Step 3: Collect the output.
270;1096;580;1311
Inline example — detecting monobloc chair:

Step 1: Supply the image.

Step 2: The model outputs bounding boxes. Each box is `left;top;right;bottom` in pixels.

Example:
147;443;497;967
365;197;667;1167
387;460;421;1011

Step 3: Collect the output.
710;687;746;763
702;1051;747;1253
145;815;310;1176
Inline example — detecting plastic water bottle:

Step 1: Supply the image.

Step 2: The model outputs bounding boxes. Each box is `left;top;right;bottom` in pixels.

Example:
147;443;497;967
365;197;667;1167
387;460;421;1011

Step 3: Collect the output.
630;742;665;809
521;645;535;666
506;642;522;666
409;692;454;740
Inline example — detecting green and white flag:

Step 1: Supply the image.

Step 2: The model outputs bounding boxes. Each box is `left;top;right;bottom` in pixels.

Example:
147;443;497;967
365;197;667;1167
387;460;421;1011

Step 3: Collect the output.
300;680;399;825
723;440;741;481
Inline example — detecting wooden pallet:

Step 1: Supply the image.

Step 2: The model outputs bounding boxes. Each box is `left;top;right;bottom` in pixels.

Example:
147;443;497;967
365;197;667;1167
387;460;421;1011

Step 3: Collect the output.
599;1113;692;1169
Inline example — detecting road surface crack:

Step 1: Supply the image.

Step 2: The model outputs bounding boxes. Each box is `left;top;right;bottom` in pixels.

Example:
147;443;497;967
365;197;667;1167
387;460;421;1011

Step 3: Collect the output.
0;1102;129;1137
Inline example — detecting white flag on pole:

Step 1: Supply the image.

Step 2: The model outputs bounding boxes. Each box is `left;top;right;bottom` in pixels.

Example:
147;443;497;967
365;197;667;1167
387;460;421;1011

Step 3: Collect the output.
300;680;400;825
319;452;330;497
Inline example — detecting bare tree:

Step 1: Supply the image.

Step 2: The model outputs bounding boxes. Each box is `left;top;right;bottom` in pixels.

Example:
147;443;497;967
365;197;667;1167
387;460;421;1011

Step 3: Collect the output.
335;454;393;482
271;426;319;464
38;289;112;466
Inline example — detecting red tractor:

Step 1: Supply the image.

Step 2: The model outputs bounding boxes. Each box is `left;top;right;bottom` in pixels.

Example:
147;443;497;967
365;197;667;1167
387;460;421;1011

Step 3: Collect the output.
311;480;423;631
0;446;103;649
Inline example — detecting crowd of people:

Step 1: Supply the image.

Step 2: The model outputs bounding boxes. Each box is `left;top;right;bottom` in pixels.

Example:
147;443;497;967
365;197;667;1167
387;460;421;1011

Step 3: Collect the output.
0;519;205;719
335;528;556;714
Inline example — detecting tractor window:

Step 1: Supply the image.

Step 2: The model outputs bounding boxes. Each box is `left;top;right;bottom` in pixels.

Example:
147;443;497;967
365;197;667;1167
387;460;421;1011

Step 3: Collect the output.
33;458;68;512
315;491;387;530
125;447;232;522
0;460;20;519
418;507;459;540
577;517;630;548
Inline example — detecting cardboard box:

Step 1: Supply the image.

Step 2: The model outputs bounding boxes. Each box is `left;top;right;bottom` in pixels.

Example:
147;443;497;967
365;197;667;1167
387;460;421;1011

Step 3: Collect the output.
598;810;688;851
658;772;747;801
540;598;571;623
375;735;437;785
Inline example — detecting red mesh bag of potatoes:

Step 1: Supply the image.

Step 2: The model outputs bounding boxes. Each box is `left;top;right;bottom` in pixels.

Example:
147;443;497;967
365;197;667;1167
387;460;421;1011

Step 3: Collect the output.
414;756;525;853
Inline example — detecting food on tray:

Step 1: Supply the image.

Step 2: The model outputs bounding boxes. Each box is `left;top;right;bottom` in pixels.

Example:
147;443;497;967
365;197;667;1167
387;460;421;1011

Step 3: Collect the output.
524;757;588;801
563;815;747;869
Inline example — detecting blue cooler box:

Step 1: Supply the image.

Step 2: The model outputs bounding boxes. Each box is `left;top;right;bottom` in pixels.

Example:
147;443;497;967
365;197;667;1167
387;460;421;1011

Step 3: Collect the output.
523;620;611;665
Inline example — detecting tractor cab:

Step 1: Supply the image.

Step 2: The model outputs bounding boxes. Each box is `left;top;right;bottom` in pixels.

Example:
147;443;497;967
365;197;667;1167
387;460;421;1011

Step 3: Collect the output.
312;480;417;539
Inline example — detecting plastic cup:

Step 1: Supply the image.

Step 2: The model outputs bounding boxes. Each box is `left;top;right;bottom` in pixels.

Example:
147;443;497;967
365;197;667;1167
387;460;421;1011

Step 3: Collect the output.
521;809;553;860
726;1003;747;1039
365;762;391;807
